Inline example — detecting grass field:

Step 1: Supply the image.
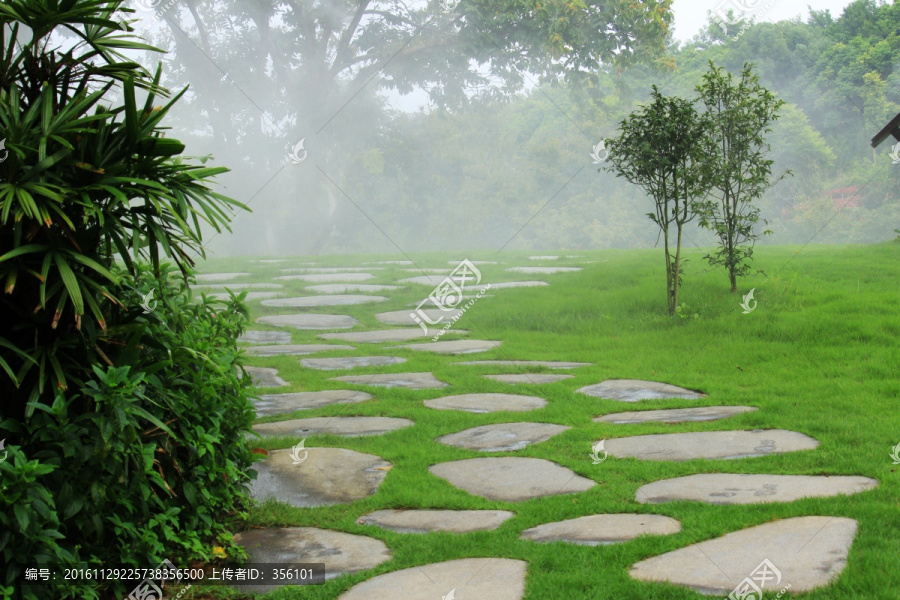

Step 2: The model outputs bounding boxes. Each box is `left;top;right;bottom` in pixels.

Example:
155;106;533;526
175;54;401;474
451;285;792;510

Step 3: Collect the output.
193;242;900;599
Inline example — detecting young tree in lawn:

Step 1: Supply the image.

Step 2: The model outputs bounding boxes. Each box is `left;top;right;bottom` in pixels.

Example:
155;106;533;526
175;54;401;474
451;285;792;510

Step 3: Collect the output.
696;61;787;292
604;87;713;316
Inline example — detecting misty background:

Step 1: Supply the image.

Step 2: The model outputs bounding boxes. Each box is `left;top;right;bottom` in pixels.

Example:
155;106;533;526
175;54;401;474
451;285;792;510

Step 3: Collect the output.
122;0;899;256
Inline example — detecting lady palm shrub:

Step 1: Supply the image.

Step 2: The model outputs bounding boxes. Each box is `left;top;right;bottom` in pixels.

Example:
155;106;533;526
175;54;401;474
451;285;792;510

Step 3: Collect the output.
0;1;255;597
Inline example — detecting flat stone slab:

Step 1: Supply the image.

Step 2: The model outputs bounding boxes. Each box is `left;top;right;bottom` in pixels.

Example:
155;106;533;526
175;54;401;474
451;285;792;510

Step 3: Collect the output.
254;390;373;416
195;272;251;281
257;314;358;329
447;260;498;265
400;340;501;354
365;260;413;264
238;330;291;344
281;267;383;273
630;516;858;594
332;372;448;389
438;422;570;452
456;360;590;369
306;283;400;293
529;255;559;260
636;473;878;505
338;558;527;600
274;273;375;282
243;366;288;388
321;328;466;343
486;374;574;384
398;275;460;286
250;447;391;507
425;393;547;413
357;509;515;534
377;308;463;325
506;266;582;274
301;356;408;370
430;457;595;501
234;527;390;589
208;291;281;301
604;430;820;461
578;379;705;402
595;406;757;424
193;282;283;290
521;514;681;545
262;295;387;307
402;268;450;273
244;344;355;356
471;281;547;290
253;416;414;437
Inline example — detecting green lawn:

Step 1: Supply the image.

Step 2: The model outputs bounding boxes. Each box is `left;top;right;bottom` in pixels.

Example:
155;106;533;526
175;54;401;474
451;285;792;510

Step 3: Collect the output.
193;243;900;599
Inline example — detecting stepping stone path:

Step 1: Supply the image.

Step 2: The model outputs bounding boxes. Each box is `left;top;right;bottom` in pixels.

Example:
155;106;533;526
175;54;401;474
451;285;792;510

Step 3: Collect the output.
437;422;569;452
430;457;595;501
238;330;291;344
402;268;450;273
357;509;515;534
321;328;467;343
281;267;384;273
578;379;705;402
193;282;282;290
234;527;391;589
254;390;372;416
208;291;281;301
339;558;527;600
195;272;250;281
275;273;375;282
630;516;858;594
486;374;573;384
243;366;288;388
250;447;391;507
471;281;547;290
425;393;547;413
636;473;878;505
457;360;590;369
253;416;414;437
398;275;456;285
595;405;757;424
365;260;413;264
506;266;582;274
258;313;358;329
603;429;820;461
399;339;501;354
529;255;559;260
306;283;399;293
520;514;681;545
332;372;448;389
377;308;463;325
262;295;387;307
447;260;498;265
243;343;355;356
300;356;407;370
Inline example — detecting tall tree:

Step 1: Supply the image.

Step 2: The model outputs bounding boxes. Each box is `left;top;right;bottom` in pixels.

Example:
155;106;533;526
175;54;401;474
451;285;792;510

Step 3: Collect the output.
696;61;785;292
604;87;712;316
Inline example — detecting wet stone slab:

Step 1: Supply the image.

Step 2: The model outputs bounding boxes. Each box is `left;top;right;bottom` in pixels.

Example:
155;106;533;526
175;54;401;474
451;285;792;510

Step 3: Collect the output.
234;527;390;590
238;330;292;344
243;366;288;388
253;416;414;438
321;328;466;343
630;516;858;594
578;379;705;402
300;356;407;370
447;260;499;265
521;514;681;546
331;372;448;389
603;429;820;461
437;422;570;452
486;374;574;384
281;267;384;273
249;447;391;507
456;360;590;369
257;313;358;329
595;406;757;424
399;275;477;286
470;281;547;290
254;390;373;416
506;267;582;274
529;255;560;260
306;283;400;293
274;273;375;282
243;344;355;356
365;260;413;265
357;509;515;534
338;558;527;600
377;309;463;326
402;268;451;273
207;291;281;301
262;295;387;307
429;457;595;501
636;473;878;505
195;272;251;282
193;282;283;290
424;393;547;413
400;340;501;354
